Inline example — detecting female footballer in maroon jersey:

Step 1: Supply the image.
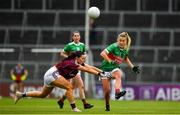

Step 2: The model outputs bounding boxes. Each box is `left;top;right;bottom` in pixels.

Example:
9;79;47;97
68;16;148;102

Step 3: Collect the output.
14;51;110;112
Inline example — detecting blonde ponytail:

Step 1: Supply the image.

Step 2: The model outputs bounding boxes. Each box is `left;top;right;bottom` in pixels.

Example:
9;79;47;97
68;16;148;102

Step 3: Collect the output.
125;32;131;51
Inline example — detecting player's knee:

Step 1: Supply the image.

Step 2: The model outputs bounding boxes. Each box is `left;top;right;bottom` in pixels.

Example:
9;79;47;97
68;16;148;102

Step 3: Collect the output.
104;88;110;94
66;85;73;92
79;85;84;90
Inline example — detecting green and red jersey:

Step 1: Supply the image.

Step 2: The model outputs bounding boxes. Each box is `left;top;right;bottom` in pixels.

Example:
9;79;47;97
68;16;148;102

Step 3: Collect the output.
101;43;129;71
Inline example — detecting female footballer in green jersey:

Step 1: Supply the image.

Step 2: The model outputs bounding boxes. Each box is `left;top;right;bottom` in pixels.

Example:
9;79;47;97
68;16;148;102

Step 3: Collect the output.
58;31;93;109
100;32;140;111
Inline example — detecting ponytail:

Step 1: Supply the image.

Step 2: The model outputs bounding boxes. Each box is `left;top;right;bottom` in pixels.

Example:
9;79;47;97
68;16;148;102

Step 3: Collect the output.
63;51;84;61
125;32;131;51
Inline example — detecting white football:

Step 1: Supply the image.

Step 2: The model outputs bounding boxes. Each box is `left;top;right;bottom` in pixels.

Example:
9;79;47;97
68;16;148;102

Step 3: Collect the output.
88;6;100;18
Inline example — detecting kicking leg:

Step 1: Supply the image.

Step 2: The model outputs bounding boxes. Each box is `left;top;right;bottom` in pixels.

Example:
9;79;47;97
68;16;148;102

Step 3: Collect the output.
111;69;126;100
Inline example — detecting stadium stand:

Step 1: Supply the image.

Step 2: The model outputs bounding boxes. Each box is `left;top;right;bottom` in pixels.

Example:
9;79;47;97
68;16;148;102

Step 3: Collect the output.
0;0;180;85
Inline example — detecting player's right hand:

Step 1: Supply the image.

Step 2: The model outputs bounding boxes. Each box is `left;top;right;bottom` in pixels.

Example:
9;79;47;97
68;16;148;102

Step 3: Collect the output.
99;71;113;79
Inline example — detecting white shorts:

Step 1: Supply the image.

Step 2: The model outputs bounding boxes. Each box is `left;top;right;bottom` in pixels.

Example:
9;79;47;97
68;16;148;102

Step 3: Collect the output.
100;68;123;80
44;66;61;87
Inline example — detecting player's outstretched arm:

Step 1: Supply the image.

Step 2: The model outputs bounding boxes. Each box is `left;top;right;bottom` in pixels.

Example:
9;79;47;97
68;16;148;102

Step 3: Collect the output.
125;57;140;74
77;64;112;78
77;64;102;75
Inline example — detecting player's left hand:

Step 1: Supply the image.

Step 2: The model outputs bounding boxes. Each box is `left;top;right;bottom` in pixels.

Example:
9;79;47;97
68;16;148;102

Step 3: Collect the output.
132;66;140;74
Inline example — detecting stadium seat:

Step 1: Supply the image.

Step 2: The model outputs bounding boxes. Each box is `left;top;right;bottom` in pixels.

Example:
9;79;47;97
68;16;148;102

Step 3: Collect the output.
1;64;14;80
109;0;136;11
140;66;173;82
59;13;85;27
91;49;103;62
140;31;170;46
106;31;118;44
9;29;38;44
46;0;73;10
95;13;119;27
90;30;104;45
0;11;23;26
129;49;154;63
122;67;137;81
22;64;35;80
14;0;43;10
140;0;169;11
0;0;11;9
174;32;180;46
124;13;152;28
41;30;71;45
27;12;55;27
90;0;105;10
166;50;180;63
172;0;180;12
0;29;5;44
176;67;180;82
23;51;53;62
36;64;51;80
0;52;19;61
156;14;180;28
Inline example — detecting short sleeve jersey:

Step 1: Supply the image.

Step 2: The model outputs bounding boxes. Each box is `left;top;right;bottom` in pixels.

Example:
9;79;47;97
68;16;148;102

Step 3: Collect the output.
63;42;86;54
100;43;129;71
55;59;79;79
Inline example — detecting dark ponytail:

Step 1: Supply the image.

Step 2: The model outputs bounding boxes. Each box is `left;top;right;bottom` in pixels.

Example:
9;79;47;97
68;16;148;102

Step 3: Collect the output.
63;51;84;61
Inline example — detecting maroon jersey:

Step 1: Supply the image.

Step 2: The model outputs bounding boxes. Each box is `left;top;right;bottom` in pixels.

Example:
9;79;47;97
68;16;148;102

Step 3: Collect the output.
55;59;79;79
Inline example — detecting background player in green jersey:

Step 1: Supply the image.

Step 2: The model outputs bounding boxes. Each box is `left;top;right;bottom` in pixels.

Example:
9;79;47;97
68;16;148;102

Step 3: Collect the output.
57;31;93;109
100;32;140;111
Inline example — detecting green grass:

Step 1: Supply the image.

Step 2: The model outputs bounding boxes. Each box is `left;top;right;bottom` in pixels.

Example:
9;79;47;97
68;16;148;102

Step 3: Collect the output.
0;97;180;114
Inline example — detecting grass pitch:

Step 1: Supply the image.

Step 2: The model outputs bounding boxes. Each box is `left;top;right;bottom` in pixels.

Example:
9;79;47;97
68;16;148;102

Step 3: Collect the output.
0;97;180;114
